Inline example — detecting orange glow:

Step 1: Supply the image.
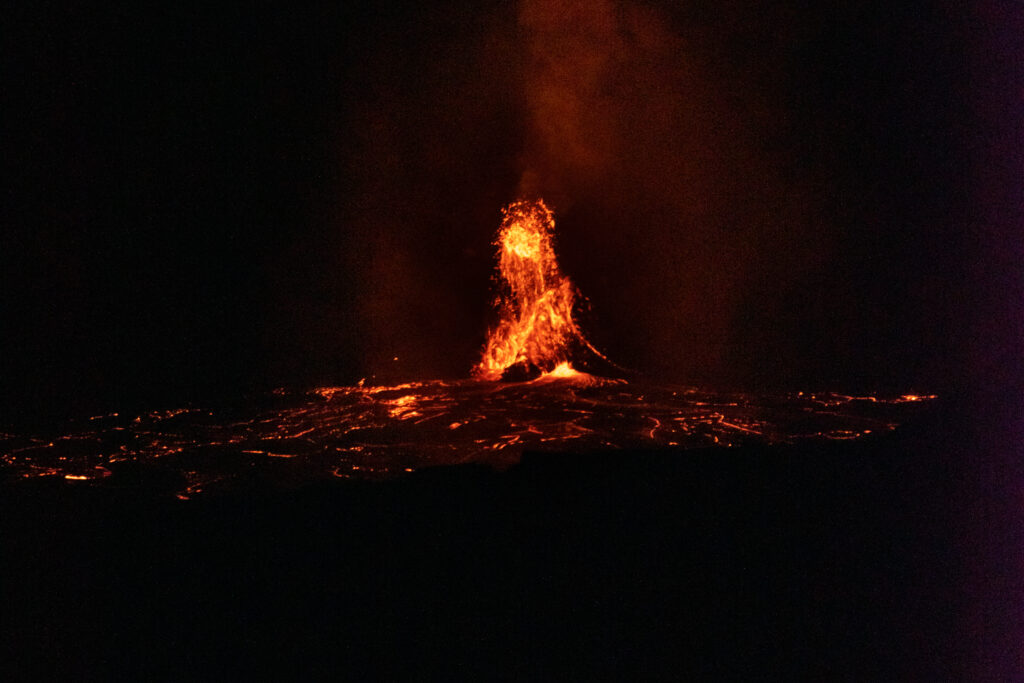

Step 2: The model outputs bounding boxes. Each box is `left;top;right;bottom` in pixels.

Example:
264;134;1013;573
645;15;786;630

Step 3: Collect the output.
545;361;580;379
475;199;607;380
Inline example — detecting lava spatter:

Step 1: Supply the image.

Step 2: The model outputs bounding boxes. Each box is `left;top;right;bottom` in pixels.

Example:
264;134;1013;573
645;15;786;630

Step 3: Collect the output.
474;199;612;381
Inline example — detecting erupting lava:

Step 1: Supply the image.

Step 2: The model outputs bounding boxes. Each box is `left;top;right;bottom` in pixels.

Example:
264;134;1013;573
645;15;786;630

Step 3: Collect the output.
0;201;939;494
0;193;937;492
474;199;608;381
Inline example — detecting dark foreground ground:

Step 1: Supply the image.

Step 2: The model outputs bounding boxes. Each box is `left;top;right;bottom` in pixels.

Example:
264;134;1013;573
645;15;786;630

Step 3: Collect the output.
1;395;1020;681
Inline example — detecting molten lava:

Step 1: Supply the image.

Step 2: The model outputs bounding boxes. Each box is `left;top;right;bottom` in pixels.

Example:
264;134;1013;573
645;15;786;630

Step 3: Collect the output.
474;199;607;381
0;190;938;493
0;201;939;495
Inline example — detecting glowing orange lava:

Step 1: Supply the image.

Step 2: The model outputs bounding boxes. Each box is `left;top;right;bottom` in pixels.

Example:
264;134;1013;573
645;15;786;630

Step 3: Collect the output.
474;199;607;380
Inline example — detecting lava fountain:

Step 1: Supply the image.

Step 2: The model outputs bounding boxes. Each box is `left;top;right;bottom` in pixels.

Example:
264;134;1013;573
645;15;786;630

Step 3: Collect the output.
474;199;612;381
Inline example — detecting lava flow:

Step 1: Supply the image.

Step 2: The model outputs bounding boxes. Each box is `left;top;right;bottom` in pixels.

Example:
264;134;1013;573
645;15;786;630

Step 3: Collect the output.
474;199;610;381
0;200;938;496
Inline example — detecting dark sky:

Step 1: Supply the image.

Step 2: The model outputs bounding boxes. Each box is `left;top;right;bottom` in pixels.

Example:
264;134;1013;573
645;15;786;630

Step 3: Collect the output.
3;0;1021;421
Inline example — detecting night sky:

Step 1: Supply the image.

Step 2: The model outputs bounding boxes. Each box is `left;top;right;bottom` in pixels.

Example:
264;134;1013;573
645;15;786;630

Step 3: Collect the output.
3;0;1021;422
